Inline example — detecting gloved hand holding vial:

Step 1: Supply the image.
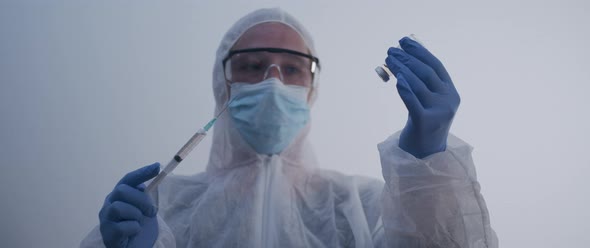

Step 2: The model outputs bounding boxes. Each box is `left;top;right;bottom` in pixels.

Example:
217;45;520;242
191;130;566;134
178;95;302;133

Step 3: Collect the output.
378;34;461;158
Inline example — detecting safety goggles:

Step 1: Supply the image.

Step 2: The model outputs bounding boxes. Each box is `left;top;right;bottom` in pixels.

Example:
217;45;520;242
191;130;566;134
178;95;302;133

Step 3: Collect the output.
222;48;320;88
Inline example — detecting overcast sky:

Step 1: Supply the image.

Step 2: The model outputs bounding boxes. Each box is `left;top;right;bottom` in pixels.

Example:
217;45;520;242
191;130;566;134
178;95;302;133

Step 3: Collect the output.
1;0;589;247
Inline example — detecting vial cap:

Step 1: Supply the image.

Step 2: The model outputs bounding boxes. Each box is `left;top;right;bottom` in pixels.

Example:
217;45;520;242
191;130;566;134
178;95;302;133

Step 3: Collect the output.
375;66;390;82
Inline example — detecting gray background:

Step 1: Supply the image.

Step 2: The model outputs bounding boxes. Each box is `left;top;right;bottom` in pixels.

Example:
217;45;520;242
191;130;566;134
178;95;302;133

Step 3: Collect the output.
1;0;589;247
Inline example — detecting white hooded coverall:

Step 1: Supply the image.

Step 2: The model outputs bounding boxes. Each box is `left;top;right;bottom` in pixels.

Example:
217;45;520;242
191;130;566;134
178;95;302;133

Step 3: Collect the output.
81;8;498;248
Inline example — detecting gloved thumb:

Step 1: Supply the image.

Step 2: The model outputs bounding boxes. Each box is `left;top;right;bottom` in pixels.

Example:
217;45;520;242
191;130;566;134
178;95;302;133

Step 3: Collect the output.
117;163;161;187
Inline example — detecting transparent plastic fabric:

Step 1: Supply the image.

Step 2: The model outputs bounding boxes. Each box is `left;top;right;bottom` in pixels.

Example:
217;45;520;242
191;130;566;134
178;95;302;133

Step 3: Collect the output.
80;132;498;248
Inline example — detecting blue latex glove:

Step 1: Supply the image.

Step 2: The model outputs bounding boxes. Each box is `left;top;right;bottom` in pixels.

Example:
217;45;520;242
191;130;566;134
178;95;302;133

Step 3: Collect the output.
99;163;160;248
385;37;460;158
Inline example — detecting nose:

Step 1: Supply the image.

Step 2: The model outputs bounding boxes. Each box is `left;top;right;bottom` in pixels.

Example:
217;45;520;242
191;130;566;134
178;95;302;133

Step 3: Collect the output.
263;64;284;82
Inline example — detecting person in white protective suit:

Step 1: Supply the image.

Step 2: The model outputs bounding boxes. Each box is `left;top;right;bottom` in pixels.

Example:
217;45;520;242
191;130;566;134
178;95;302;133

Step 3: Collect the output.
81;8;498;248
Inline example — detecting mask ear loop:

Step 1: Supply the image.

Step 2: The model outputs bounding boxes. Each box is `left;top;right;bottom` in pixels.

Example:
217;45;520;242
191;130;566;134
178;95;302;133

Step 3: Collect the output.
223;58;234;109
263;64;285;82
224;79;232;110
307;61;319;105
221;81;236;118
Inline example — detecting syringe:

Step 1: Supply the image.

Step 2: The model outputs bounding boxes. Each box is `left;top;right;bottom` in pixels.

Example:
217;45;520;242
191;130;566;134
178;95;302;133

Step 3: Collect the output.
145;103;231;193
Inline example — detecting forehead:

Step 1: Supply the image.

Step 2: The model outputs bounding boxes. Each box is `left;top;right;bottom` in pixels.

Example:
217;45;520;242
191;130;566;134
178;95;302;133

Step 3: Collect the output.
231;22;308;54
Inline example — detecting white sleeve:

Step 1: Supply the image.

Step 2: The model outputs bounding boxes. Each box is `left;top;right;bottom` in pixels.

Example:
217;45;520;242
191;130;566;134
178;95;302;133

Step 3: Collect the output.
79;215;176;248
377;132;498;248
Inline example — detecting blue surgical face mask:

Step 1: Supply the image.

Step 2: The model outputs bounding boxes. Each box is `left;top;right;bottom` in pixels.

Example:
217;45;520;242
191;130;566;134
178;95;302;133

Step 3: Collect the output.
228;78;310;155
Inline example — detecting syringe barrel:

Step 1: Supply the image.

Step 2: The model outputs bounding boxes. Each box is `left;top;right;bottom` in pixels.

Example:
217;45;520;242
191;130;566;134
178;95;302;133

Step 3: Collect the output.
145;129;208;193
145;157;180;192
176;129;206;161
145;170;168;193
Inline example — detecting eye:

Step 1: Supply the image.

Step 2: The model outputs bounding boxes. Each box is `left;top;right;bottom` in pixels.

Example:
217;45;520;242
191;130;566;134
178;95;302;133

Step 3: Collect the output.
231;53;267;73
283;65;301;75
238;61;264;72
281;63;306;75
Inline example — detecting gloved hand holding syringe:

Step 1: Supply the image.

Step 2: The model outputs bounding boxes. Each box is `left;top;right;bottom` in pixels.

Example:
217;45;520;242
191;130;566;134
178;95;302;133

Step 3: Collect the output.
145;102;232;193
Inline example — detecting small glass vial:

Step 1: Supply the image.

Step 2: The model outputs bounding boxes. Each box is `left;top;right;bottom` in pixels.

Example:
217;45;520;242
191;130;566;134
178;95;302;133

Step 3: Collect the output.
375;34;423;82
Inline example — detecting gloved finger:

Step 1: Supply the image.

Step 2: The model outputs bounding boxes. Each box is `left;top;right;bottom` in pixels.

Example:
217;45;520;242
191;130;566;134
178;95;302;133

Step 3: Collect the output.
396;73;423;116
117;163;160;188
109;184;157;217
388;47;447;93
398;37;454;87
386;55;431;102
104;201;144;222
99;192;114;220
100;220;140;248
